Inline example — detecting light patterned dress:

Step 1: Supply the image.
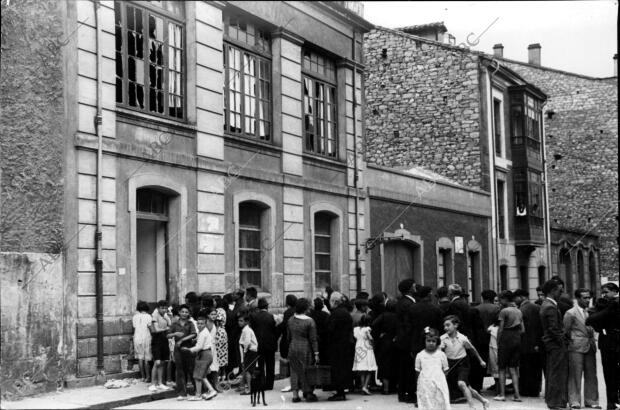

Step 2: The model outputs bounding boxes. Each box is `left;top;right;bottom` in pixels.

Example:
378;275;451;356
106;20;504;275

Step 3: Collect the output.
415;349;451;410
132;312;152;360
215;308;228;368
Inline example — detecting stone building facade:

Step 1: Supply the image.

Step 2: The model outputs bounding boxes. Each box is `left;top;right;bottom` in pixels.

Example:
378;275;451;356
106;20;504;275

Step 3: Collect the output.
364;27;564;300
495;49;618;282
1;0;371;395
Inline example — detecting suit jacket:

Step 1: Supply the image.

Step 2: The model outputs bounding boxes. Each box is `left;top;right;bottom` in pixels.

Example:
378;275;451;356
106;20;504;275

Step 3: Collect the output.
563;306;596;353
520;300;542;353
250;309;278;352
410;301;443;354
395;295;415;350
446;297;473;339
540;298;568;350
586;298;620;352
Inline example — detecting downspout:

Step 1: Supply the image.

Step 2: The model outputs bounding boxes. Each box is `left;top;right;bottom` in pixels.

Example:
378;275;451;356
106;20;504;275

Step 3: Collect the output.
485;66;499;293
541;101;552;277
93;0;105;382
352;35;361;295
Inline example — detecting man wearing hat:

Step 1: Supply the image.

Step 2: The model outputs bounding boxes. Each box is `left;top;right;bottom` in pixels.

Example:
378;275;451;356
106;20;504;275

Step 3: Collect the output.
250;297;278;390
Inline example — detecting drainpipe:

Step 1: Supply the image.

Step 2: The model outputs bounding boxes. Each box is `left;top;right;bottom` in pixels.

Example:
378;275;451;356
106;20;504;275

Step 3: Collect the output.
541;102;552;277
93;0;105;382
352;34;362;295
485;66;499;293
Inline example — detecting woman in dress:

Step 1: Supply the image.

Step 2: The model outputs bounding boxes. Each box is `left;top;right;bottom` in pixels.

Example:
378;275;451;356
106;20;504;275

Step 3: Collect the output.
287;298;319;403
371;298;398;394
352;314;377;395
214;306;229;385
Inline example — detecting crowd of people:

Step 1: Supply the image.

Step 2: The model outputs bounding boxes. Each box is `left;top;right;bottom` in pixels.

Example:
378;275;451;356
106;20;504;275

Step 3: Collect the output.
130;277;620;409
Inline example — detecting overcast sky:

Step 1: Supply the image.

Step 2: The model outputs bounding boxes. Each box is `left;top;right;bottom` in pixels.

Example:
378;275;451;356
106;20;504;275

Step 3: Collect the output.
362;1;618;78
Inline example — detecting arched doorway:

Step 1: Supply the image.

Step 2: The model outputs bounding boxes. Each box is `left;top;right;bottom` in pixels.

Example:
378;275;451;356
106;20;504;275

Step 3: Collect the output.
380;228;423;299
559;248;573;294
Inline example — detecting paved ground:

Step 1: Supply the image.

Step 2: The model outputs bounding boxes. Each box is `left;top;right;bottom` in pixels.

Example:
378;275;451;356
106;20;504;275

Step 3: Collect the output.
115;377;548;410
1;352;609;410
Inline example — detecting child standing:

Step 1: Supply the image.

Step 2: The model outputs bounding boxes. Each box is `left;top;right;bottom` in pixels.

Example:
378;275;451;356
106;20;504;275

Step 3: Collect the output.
487;320;500;391
352;314;377;395
132;301;153;382
440;315;490;410
149;300;172;392
238;314;258;395
182;314;217;401
415;327;450;410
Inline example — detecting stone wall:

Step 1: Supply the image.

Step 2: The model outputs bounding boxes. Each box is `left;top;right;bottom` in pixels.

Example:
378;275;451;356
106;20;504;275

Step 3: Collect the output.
501;60;619;280
363;28;484;189
0;0;67;398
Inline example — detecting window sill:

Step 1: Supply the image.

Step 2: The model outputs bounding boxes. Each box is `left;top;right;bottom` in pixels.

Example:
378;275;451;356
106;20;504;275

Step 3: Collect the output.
224;132;281;156
302;152;347;171
495;156;512;170
115;106;197;137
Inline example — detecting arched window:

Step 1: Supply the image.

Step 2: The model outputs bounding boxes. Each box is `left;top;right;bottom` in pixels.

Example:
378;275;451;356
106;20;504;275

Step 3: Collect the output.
559;248;573;294
500;265;508;291
538;265;546;285
577;250;585;289
436;238;454;288
314;212;336;290
588;251;597;294
238;201;269;289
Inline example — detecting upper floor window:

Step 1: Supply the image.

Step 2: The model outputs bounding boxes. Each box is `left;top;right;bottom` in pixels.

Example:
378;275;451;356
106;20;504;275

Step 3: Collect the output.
496;179;507;239
510;90;542;161
303;49;337;158
492;90;505;157
528;170;543;218
223;16;272;141
114;1;184;119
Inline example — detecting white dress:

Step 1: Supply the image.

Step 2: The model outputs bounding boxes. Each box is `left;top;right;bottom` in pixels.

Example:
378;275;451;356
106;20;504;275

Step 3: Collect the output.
415;349;451;410
352;326;377;371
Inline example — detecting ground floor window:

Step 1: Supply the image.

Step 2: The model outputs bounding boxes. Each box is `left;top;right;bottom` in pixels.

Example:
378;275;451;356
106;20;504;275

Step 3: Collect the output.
239;202;263;289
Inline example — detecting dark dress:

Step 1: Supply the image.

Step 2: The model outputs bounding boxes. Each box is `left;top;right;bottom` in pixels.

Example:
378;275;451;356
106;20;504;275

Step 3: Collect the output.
395;295;416;401
278;307;295;359
310;309;330;363
326;305;354;394
287;316;318;393
250;309;278;390
371;311;398;384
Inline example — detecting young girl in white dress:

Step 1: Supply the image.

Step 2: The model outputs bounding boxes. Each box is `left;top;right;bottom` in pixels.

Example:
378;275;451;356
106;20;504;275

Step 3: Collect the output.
352;314;377;395
415;327;451;410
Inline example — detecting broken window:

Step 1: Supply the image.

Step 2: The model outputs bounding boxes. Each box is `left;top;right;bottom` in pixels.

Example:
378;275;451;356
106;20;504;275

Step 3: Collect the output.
114;1;184;119
303;49;337;158
223;16;272;141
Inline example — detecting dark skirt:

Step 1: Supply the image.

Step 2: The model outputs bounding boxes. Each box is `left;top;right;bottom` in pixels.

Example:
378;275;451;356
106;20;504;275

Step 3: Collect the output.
375;335;397;381
447;356;470;384
498;328;521;368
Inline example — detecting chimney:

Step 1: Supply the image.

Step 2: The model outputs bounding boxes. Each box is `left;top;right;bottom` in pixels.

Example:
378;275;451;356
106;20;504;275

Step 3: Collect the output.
493;44;504;58
614;54;618;77
528;43;541;66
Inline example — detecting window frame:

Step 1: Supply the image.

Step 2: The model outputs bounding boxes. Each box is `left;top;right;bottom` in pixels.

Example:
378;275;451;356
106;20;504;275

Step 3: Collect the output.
238;203;263;289
222;16;273;142
114;1;186;120
302;49;338;159
492;89;505;158
314;212;333;290
496;179;507;239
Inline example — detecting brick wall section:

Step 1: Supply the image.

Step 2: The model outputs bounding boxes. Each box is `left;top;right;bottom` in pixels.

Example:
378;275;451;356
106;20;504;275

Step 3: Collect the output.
363;28;483;189
501;60;619;280
0;0;65;253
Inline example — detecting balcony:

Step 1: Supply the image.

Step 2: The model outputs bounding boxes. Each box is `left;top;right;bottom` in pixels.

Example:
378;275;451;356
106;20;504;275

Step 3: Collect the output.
514;214;546;246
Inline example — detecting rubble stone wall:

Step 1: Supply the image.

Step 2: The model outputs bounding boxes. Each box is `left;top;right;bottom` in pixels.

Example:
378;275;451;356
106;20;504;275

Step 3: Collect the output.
363;28;484;189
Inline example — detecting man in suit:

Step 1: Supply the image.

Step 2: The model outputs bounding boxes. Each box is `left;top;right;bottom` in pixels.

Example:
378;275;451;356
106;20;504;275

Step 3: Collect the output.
250;297;278;390
410;285;443;354
514;288;543;398
394;278;417;403
587;283;620;410
446;284;473;338
564;288;599;409
540;279;569;409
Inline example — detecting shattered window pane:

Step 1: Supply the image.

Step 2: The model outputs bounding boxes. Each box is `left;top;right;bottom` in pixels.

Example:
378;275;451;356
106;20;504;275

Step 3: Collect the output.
114;1;184;118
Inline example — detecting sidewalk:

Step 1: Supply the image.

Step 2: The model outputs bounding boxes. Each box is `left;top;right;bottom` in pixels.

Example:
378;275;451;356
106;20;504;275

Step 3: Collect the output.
0;380;176;410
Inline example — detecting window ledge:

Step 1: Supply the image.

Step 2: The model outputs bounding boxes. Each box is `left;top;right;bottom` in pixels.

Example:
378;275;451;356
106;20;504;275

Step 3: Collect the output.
224;132;281;156
495;156;512;170
116;106;197;137
302;152;346;170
